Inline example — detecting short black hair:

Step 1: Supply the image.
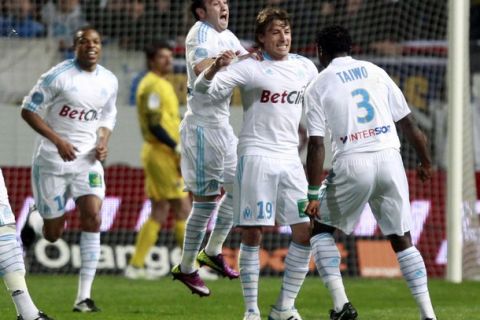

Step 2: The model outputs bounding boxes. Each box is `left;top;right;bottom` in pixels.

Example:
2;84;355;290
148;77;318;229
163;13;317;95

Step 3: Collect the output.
144;40;172;69
190;0;206;20
316;25;352;56
73;26;99;47
254;7;291;49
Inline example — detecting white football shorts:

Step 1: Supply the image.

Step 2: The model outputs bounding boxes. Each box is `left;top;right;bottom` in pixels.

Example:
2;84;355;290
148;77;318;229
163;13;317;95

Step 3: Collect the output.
31;160;105;219
0;169;16;226
180;122;238;196
316;148;411;236
234;155;310;227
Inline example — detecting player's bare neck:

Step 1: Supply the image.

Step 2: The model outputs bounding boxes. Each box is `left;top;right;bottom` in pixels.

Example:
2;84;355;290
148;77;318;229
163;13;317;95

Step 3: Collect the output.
77;60;97;72
152;70;168;78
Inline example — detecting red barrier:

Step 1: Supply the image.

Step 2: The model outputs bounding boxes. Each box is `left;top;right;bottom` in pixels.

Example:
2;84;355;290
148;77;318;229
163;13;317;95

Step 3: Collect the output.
2;166;473;278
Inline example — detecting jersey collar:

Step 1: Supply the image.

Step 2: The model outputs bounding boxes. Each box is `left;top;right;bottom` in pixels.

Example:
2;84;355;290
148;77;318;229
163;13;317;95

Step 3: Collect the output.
73;59;99;75
330;56;354;65
262;52;290;61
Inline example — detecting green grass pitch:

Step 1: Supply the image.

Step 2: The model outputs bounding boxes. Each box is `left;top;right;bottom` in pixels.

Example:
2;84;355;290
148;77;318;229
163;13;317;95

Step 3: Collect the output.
1;275;479;319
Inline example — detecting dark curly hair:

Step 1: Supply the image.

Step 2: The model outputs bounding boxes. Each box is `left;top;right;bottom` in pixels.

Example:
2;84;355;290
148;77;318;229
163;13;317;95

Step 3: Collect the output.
316;25;352;56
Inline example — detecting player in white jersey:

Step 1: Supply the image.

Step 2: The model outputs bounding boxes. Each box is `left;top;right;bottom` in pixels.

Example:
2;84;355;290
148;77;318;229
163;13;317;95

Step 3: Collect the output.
171;0;250;296
20;26;118;313
304;26;436;320
0;169;54;320
195;8;317;320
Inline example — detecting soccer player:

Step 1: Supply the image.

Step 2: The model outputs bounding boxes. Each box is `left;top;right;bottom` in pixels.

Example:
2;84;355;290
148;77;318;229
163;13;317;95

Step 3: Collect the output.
304;25;437;320
171;0;249;296
195;8;317;320
20;26;118;313
124;41;191;280
1;170;53;320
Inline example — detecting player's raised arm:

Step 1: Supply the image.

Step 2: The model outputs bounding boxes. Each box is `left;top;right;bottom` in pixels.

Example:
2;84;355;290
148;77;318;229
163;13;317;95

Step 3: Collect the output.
194;50;237;93
193;57;216;76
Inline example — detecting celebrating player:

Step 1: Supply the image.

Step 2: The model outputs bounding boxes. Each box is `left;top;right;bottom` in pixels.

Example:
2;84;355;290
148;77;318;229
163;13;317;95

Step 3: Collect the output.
1;169;53;320
125;41;191;280
195;7;317;320
20;26;118;313
304;25;437;320
171;0;249;296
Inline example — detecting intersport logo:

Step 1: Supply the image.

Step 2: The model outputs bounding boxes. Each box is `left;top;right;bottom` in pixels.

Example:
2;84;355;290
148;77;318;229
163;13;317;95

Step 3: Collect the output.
59;105;99;121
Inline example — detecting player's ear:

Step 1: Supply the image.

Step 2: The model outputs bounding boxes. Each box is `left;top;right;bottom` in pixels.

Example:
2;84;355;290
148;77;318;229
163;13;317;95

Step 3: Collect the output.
257;34;265;47
196;7;206;20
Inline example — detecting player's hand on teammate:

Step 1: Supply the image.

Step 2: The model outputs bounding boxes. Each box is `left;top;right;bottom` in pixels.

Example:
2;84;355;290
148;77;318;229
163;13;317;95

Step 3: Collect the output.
213;50;237;70
55;139;78;161
417;161;432;182
95;142;109;161
305;200;320;218
238;49;263;61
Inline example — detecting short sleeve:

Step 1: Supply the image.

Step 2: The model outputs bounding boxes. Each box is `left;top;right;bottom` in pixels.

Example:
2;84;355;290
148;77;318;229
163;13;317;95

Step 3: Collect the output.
205;60;255;100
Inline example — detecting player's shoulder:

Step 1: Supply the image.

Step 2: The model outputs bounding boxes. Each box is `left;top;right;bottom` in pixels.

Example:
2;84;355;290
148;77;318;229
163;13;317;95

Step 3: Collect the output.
97;64;118;82
187;21;218;44
40;59;77;86
352;58;383;73
221;28;240;40
288;53;316;68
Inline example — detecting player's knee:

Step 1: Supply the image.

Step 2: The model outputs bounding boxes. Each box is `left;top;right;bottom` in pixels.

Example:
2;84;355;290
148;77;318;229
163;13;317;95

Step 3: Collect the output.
80;213;101;232
241;226;262;246
388;232;413;252
291;225;311;246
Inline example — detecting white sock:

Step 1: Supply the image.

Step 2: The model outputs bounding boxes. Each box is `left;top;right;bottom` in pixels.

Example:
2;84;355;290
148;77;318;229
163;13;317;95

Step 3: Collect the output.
311;233;348;312
275;242;311;309
180;201;216;273
397;246;436;320
239;243;260;315
76;231;100;303
1;219;39;319
205;194;233;256
3;271;39;320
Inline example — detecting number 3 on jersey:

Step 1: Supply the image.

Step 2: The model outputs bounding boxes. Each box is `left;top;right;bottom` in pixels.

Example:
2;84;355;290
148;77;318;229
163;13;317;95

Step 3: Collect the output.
351;88;374;123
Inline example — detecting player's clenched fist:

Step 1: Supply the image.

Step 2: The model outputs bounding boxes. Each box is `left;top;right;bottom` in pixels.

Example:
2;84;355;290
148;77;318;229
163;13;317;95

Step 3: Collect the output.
214;50;237;69
305;200;319;218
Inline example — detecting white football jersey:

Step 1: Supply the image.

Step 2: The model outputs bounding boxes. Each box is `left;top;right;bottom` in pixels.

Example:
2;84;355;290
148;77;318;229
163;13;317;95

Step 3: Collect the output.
196;54;317;158
184;21;248;127
304;56;410;160
22;59;118;170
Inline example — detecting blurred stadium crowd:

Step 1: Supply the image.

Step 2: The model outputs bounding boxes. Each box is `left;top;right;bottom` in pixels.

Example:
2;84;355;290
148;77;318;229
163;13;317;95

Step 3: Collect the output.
1;0;478;57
